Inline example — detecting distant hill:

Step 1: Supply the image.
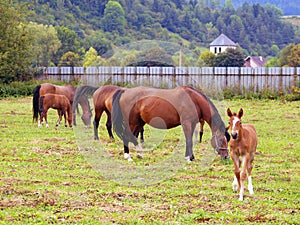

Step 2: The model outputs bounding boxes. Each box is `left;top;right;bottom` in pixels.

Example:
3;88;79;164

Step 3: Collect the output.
229;0;300;15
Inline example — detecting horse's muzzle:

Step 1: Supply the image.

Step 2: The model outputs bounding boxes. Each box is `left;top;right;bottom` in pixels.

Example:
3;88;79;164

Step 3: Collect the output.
231;133;238;139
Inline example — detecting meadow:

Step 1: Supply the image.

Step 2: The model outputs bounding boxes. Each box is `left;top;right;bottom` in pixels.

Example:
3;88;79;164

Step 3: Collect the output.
0;97;299;224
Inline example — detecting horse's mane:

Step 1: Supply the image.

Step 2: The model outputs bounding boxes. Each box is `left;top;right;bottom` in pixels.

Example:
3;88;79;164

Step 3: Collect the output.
186;86;227;132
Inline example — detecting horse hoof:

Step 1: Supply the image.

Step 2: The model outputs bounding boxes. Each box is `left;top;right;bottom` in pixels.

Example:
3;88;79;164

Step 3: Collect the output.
137;153;143;159
94;136;99;140
124;153;130;160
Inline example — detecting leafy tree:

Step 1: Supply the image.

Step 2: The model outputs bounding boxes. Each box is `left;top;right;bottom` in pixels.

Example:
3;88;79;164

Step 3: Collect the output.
54;26;80;64
103;1;126;35
83;31;112;57
199;50;216;67
214;48;244;67
59;51;81;67
0;1;33;83
83;47;104;67
287;44;300;67
27;22;61;67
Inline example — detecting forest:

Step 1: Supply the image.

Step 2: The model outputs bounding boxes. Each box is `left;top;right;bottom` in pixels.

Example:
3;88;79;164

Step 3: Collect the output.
1;0;300;83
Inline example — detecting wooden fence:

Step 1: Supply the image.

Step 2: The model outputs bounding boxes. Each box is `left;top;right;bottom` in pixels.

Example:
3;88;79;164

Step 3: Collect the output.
38;66;300;93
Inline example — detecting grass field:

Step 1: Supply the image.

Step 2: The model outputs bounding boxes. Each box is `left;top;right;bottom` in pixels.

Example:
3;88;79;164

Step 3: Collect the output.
0;97;299;224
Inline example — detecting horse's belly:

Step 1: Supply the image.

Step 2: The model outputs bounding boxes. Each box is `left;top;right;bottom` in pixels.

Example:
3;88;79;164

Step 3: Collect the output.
139;98;180;129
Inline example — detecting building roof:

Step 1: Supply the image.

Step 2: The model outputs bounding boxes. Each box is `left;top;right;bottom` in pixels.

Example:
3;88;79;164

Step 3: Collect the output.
244;56;267;68
209;34;236;47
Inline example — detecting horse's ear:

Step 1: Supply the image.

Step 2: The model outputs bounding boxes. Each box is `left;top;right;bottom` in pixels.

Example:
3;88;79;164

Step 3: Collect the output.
238;108;243;118
227;108;232;117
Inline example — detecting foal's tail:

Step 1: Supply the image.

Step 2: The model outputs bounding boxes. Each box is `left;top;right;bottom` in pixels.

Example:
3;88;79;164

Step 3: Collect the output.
112;90;138;146
32;84;41;122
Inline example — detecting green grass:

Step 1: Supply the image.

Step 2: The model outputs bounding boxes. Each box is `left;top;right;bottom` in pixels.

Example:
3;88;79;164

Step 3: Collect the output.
0;97;299;224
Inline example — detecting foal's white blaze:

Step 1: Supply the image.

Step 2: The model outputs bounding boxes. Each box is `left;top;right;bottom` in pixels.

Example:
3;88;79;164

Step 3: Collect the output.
232;116;240;135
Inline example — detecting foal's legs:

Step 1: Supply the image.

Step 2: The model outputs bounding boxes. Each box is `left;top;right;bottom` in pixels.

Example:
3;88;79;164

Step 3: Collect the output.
231;154;240;192
247;155;255;195
239;155;250;201
56;110;63;127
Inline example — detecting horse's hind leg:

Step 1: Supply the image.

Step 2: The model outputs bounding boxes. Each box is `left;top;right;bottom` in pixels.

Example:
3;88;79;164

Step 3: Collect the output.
247;155;255;195
106;111;114;140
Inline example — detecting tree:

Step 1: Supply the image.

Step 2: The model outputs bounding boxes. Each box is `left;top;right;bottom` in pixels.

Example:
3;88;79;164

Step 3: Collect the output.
59;51;81;67
83;47;104;67
281;44;300;67
55;26;80;64
27;22;61;67
214;48;244;67
0;1;33;83
199;50;216;67
102;1;126;35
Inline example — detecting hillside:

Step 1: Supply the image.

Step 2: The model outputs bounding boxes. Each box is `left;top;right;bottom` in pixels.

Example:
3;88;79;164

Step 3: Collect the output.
230;0;300;15
19;0;300;60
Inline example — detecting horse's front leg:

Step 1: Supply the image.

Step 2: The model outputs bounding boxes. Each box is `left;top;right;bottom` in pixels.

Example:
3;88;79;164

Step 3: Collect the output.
182;122;195;161
63;111;67;127
199;119;204;143
239;155;250;201
139;127;144;143
56;110;62;127
231;153;240;193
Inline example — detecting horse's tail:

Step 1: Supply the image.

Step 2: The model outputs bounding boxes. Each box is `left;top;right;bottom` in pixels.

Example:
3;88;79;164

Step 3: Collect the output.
112;89;138;145
39;95;45;113
32;84;41;122
73;85;98;114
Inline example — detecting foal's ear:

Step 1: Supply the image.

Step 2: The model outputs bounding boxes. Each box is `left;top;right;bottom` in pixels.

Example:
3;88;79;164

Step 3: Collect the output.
238;108;244;118
227;108;233;117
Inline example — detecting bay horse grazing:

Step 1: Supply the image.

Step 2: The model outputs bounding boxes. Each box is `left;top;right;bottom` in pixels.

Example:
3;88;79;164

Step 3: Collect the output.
39;93;73;128
73;85;145;142
227;108;258;201
32;83;92;126
112;86;230;162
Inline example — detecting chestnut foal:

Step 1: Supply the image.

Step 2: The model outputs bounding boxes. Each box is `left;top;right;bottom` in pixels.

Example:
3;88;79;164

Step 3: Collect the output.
227;108;258;201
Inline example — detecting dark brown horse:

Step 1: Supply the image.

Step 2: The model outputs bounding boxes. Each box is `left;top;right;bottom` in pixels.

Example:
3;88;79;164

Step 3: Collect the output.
39;93;73;128
112;86;230;161
73;85;145;141
227;108;258;201
33;83;92;126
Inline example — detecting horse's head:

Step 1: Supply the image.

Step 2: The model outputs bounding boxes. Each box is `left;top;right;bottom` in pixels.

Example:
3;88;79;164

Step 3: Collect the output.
81;110;92;126
227;108;243;140
211;131;230;160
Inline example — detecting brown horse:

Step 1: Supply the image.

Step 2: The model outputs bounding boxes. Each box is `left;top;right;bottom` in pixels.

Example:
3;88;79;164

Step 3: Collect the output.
39;93;73;128
227;108;258;201
33;83;92;126
74;85;205;143
112;86;230;161
73;85;145;141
